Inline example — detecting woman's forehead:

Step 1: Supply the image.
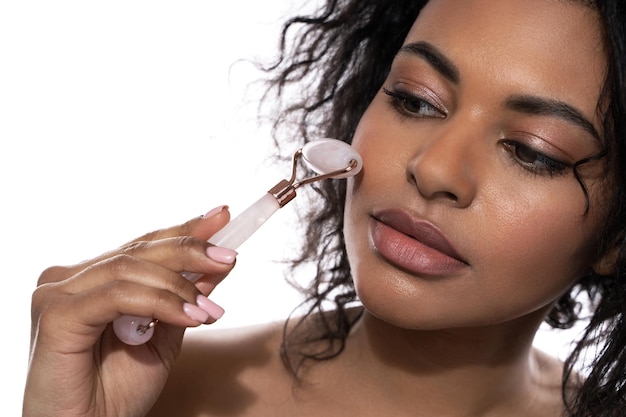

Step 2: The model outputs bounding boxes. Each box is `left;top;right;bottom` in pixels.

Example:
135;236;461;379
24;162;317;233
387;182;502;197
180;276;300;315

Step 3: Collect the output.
405;0;606;131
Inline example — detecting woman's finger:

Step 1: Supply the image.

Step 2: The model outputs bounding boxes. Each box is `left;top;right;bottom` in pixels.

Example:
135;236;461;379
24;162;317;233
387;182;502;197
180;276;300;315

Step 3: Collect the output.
37;206;231;286
133;205;230;244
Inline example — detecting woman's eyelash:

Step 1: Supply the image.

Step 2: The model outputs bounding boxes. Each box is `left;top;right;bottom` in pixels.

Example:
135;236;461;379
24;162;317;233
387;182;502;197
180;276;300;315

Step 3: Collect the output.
501;140;570;177
382;87;445;119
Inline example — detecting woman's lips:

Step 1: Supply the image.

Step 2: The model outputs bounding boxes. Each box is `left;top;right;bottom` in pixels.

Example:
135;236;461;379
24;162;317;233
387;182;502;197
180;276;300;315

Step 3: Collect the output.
369;209;469;277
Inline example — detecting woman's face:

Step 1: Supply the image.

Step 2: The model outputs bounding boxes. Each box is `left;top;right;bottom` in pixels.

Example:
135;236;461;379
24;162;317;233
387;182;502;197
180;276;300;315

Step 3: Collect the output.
344;0;611;329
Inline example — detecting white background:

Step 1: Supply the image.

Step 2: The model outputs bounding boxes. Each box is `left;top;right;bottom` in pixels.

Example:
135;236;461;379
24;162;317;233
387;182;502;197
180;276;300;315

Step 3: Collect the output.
1;2;582;415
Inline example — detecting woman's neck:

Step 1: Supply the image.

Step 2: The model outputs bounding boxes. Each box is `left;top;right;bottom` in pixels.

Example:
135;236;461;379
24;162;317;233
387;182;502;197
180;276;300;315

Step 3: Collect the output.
336;309;562;416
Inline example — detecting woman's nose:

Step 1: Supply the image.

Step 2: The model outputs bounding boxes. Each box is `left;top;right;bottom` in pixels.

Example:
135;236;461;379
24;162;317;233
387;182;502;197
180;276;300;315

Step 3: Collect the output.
406;124;481;208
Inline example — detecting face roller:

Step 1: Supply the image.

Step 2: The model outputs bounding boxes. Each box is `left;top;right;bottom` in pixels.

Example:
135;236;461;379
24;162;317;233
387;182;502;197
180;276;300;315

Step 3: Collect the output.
113;138;363;345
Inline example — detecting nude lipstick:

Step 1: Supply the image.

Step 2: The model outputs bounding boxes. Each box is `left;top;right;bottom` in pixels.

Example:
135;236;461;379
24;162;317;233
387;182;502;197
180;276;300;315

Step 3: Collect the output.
369;209;469;277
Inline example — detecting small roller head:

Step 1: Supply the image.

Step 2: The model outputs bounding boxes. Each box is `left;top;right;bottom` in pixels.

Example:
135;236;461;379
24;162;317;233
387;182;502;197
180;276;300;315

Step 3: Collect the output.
112;315;155;345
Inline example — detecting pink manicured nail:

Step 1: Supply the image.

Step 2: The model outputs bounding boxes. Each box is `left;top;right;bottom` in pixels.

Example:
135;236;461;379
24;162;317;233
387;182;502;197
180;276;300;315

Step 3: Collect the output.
206;246;237;264
203;205;228;218
196;295;225;321
183;302;210;323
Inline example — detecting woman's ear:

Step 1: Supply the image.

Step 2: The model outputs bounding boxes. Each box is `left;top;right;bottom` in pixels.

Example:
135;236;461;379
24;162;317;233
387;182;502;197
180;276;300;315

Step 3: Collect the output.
592;242;622;276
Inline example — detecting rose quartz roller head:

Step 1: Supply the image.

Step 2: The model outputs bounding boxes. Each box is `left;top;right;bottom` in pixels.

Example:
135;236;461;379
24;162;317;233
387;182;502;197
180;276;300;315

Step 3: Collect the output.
113;138;363;345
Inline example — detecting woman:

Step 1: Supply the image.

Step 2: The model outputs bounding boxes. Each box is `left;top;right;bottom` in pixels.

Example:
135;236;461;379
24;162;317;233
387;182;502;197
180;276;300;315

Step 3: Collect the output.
23;0;626;416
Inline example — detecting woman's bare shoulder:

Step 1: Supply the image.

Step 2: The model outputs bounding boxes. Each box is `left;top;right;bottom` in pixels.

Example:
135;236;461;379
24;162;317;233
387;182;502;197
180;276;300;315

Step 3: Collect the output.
148;321;295;417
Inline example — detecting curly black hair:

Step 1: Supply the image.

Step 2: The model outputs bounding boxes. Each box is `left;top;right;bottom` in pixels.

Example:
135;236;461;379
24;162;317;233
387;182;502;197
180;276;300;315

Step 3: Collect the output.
260;1;626;415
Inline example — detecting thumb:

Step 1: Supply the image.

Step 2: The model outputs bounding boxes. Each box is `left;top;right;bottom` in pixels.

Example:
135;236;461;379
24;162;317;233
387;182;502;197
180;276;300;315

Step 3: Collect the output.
187;205;231;241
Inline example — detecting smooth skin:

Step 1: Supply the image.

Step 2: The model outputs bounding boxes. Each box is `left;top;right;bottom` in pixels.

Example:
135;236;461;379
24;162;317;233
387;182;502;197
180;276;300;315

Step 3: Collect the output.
347;1;608;329
24;1;614;416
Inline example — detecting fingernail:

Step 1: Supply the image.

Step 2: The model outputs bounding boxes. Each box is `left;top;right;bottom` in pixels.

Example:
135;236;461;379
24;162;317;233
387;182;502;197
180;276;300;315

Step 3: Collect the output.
183;302;210;323
203;205;228;218
196;295;225;321
206;246;237;264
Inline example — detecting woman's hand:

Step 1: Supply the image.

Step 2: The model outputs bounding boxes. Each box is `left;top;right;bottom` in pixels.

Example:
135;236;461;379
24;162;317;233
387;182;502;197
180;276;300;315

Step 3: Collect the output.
23;206;235;417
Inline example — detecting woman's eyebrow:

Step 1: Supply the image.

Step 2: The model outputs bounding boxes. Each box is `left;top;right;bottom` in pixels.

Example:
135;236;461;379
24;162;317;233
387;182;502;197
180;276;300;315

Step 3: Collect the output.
398;41;460;84
398;41;601;143
506;95;601;142
398;42;601;142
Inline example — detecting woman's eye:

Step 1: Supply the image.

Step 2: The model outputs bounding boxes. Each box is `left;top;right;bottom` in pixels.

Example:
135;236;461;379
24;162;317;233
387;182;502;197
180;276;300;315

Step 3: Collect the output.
502;140;570;177
383;87;445;119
